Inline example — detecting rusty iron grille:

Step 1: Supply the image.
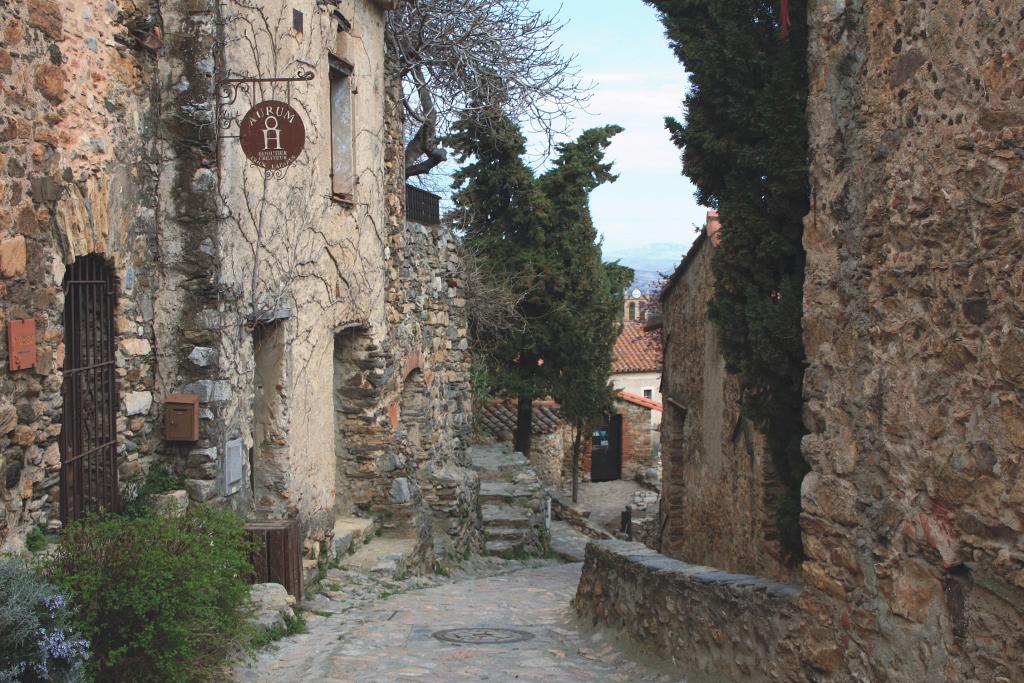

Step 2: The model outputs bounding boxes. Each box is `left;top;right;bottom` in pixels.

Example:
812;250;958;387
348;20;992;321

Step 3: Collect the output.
406;185;441;225
60;255;120;522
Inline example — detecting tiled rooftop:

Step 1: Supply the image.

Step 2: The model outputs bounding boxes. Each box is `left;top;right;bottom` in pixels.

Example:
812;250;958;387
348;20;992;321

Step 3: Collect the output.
613;322;663;374
618;391;663;412
479;400;564;436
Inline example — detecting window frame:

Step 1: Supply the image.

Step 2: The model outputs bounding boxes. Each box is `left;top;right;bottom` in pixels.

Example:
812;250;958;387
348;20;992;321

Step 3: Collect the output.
328;54;355;203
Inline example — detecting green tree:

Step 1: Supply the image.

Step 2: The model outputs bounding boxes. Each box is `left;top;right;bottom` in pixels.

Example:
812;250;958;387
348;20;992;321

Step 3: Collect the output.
552;262;632;502
538;126;630;501
449;107;553;456
645;0;810;560
452;116;629;466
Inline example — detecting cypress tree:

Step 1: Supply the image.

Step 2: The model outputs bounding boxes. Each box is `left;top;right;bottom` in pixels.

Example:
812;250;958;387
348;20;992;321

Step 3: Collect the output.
449;107;553;456
540;126;631;502
451;116;629;468
645;0;810;560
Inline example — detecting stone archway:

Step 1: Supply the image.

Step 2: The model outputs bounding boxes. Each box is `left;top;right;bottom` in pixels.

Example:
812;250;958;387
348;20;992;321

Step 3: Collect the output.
60;254;120;521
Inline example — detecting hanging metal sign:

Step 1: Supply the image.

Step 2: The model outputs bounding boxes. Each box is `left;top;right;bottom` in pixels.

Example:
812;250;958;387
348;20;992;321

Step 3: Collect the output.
239;100;305;171
214;69;314;182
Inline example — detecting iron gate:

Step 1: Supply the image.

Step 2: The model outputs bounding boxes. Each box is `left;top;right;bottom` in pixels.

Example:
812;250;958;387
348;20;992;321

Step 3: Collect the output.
60;255;120;521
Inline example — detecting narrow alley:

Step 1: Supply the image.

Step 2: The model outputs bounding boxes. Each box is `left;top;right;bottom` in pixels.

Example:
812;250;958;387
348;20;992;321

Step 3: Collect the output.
1;0;1021;681
234;561;678;683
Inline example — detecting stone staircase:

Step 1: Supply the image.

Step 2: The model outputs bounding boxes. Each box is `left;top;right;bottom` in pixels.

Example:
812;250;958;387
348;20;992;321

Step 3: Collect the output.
325;513;433;581
331;516;378;556
469;444;550;558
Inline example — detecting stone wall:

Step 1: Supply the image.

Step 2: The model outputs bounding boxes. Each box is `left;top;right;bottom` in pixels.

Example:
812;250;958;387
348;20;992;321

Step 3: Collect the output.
385;214;478;561
0;0;477;567
616;399;656;481
481;401;572;488
800;0;1024;679
0;0;163;549
531;427;571;487
575;539;803;682
659;231;794;581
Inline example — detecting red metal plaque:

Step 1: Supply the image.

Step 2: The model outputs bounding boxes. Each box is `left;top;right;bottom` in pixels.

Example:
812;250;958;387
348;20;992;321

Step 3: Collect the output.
8;319;36;371
239;100;305;170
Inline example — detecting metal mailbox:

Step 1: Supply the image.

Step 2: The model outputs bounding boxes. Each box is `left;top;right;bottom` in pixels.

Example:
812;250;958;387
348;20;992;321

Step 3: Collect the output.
164;394;200;441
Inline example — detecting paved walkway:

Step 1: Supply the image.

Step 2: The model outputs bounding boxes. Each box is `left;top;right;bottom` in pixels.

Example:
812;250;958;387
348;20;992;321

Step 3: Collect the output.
235;562;678;683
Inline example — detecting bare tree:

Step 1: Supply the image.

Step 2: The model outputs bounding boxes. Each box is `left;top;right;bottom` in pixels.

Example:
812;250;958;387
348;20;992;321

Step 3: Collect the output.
386;0;591;178
458;246;529;346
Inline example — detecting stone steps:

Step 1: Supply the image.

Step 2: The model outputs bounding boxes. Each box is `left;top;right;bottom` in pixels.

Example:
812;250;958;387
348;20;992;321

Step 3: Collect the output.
479;481;535;504
340;534;420;577
481;503;531;527
485;526;530;541
484;538;526;558
332;516;378;557
468;444;552;560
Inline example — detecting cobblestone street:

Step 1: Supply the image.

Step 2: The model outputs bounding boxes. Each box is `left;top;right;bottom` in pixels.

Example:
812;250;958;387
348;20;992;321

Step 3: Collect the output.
234;561;679;683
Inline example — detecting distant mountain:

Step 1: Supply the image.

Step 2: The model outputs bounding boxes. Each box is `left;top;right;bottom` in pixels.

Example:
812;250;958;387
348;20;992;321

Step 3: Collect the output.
603;242;692;290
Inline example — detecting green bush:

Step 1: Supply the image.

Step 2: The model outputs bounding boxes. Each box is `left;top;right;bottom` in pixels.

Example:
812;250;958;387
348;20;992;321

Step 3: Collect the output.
122;464;185;518
0;557;89;682
45;506;254;682
249;609;307;649
25;527;47;552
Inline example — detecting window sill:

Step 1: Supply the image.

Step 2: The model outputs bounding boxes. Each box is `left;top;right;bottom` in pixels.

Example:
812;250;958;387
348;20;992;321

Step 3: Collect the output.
330;192;355;207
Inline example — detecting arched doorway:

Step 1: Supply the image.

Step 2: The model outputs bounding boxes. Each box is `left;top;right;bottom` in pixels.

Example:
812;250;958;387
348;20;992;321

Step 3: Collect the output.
60;254;120;521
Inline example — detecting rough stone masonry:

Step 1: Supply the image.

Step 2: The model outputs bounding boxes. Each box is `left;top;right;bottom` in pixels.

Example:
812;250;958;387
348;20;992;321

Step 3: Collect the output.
0;0;477;572
800;0;1024;679
658;220;796;583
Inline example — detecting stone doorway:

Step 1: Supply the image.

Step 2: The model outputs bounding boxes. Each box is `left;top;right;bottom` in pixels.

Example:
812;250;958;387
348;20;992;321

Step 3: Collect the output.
332;326;376;517
60;254;120;521
252;320;289;516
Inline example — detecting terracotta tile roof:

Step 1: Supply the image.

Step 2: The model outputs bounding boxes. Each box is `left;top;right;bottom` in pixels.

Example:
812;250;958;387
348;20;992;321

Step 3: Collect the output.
479;400;564;436
612;321;663;374
618;391;663;412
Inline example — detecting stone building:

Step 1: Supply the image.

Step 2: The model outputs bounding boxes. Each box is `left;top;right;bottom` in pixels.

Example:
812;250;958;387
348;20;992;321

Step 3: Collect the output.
798;0;1024;678
656;212;794;581
479;400;570;487
610;320;662;425
481;394;659;488
611;392;661;482
0;0;476;570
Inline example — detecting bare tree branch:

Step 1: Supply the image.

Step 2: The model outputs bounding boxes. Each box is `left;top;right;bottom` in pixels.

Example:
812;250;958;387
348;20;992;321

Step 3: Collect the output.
457;245;528;349
387;0;591;177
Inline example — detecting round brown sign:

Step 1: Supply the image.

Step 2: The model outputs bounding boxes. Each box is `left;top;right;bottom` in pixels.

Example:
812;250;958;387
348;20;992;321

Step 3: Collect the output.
239;100;305;170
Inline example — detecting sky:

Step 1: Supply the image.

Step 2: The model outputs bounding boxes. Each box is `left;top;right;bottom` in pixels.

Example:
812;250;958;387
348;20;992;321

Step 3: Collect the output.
529;0;707;261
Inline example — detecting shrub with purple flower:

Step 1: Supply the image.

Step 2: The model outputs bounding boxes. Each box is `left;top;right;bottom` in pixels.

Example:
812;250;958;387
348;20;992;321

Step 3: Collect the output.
0;558;89;682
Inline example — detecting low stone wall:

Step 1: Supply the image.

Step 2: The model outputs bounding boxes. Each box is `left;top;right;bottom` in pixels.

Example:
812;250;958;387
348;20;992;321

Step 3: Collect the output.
529;427;571;487
575;539;804;682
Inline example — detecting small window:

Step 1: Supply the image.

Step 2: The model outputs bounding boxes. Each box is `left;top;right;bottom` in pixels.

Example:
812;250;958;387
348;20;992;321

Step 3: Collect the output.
292;9;303;33
329;55;354;199
643;388;653;400
628;302;636;321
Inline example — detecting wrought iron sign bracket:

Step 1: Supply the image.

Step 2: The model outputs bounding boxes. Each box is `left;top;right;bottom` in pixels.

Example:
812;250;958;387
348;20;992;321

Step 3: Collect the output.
215;69;315;183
